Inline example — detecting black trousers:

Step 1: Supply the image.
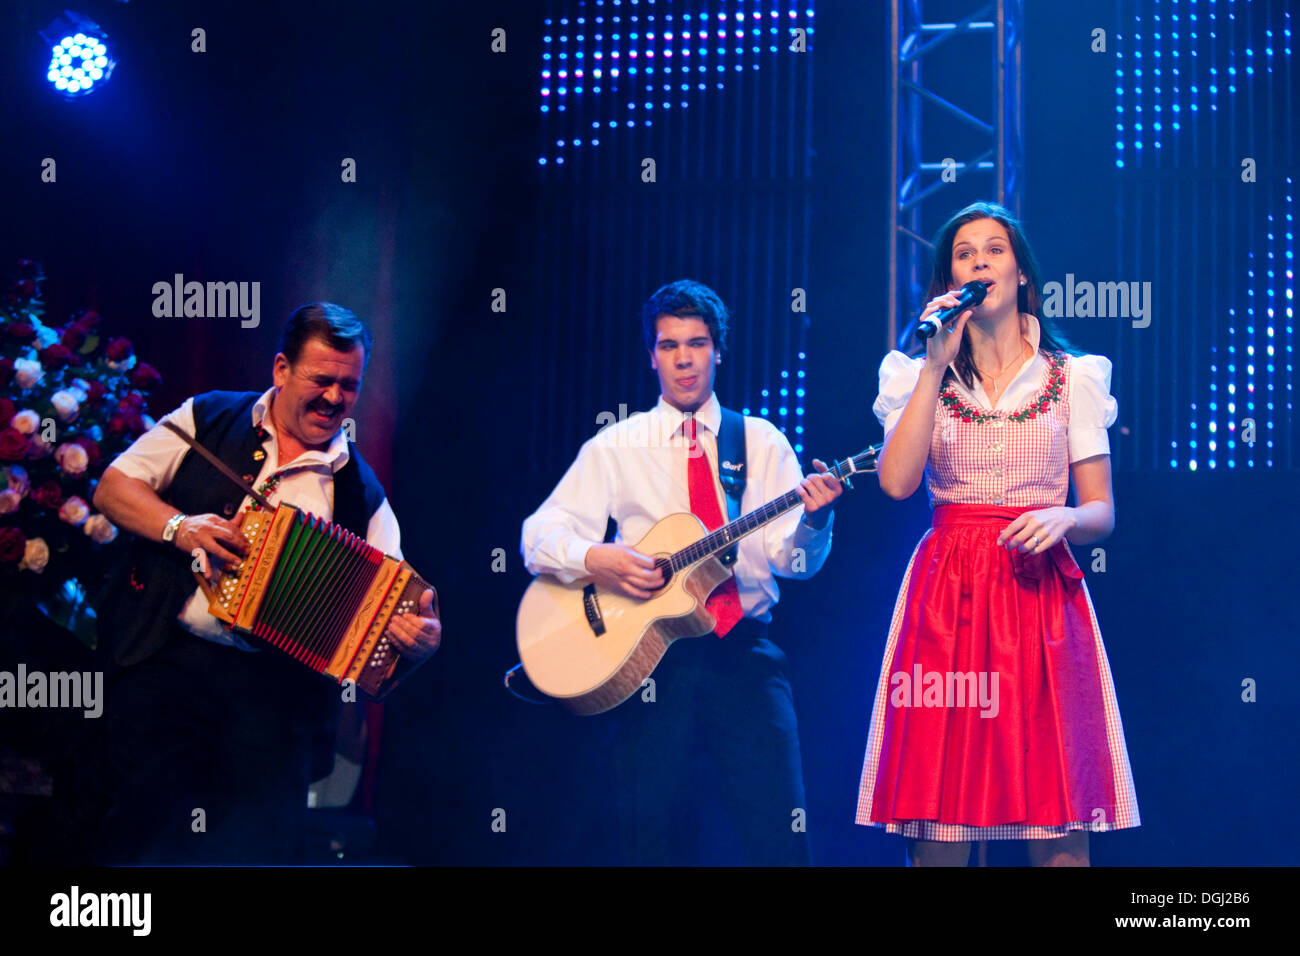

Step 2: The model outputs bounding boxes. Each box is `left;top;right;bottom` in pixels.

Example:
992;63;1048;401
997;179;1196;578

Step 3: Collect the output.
609;619;811;866
96;625;340;864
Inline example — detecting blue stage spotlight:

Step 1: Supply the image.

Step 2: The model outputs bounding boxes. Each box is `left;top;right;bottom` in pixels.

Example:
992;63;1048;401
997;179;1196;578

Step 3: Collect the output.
40;11;116;98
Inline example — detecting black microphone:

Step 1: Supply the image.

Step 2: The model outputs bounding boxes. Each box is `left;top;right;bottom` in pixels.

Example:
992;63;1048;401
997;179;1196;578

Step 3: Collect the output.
915;280;988;341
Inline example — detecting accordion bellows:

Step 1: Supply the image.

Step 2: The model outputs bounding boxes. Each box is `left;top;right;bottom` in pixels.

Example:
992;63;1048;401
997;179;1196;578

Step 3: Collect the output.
205;503;433;698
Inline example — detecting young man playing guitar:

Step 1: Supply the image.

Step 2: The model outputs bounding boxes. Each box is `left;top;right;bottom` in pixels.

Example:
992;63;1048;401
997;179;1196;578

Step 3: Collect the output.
520;280;842;865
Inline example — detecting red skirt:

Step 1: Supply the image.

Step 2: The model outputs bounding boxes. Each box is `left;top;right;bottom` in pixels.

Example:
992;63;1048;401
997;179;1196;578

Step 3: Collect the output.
855;504;1140;841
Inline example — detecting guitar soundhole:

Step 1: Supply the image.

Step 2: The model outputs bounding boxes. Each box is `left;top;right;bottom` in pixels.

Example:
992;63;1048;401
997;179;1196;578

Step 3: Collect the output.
651;557;673;591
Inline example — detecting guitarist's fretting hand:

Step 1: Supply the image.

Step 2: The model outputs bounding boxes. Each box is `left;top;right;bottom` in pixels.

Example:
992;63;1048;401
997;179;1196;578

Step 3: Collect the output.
796;458;845;530
584;544;667;600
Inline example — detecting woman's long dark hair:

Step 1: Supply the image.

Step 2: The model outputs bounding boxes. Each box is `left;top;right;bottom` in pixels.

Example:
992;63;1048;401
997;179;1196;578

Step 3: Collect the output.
924;201;1080;389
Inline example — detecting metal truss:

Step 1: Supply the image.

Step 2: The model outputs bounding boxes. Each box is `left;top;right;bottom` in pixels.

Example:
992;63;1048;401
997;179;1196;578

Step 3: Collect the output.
888;0;1025;347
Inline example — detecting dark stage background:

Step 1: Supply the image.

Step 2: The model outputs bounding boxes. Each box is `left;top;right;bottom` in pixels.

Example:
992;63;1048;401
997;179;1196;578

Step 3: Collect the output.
1;0;1296;866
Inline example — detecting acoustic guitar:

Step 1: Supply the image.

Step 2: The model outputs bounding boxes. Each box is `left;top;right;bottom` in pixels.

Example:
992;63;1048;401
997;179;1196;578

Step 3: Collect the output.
516;445;881;714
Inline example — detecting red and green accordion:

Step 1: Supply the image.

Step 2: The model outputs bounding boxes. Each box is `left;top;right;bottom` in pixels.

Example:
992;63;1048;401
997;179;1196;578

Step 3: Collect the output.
203;503;433;699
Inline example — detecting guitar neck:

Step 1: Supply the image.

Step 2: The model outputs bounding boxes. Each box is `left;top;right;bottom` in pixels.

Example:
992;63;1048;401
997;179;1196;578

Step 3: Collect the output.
667;447;879;572
669;488;808;572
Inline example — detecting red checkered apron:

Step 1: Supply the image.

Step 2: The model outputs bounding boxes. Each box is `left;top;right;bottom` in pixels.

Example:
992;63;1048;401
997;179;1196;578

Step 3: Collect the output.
855;353;1140;841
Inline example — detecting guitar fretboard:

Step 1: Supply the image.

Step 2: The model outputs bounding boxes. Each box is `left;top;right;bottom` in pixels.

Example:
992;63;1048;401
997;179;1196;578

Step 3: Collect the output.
666;445;880;572
669;487;807;572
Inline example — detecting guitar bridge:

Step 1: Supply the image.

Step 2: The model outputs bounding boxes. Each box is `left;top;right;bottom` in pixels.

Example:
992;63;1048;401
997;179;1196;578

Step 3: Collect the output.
582;584;606;636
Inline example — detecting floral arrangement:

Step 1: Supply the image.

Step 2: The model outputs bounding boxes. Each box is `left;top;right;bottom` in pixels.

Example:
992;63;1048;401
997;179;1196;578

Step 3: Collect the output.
1;259;161;643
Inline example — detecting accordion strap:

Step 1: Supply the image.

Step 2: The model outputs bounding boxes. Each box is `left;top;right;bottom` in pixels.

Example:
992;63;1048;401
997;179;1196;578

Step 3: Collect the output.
161;419;275;511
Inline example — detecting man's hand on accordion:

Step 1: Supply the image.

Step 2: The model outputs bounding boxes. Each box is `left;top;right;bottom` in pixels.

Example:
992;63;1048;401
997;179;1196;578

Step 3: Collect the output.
176;512;249;582
384;588;442;662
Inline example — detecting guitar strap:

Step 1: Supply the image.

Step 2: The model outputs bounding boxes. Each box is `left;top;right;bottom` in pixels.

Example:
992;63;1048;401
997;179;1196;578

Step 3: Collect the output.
715;406;747;567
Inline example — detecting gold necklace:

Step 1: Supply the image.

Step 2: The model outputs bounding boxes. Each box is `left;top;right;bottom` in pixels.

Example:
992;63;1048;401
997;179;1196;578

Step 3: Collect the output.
976;341;1031;403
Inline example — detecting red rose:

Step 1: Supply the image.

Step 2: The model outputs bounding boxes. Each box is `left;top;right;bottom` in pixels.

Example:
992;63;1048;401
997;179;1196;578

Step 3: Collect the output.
86;381;107;404
124;411;145;434
5;322;36;342
0;527;27;563
73;435;102;468
0;357;12;387
107;414;127;436
61;326;86;350
0;427;28;461
116;392;145;413
130;363;162;390
38;343;76;371
16;259;38;276
32;480;64;509
106;337;134;361
0;398;13;424
1026;411;1037;419
72;309;101;330
13;279;35;298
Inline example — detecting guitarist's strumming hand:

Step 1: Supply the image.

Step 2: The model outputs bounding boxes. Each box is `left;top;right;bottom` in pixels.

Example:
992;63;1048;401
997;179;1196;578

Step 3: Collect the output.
796;458;844;531
584;544;667;600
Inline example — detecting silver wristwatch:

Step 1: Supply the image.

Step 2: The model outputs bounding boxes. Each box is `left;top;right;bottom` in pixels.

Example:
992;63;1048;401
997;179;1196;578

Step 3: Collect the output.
162;512;188;544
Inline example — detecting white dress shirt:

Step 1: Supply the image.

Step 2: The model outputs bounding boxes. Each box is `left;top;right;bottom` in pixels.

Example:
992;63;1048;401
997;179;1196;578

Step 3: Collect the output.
520;392;834;623
873;313;1119;462
106;387;402;649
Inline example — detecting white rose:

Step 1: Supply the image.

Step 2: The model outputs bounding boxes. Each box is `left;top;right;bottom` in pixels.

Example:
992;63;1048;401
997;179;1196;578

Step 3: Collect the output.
83;513;118;544
51;390;80;423
13;359;44;390
58;495;91;526
10;409;40;434
34;324;59;348
0;488;20;514
19;537;49;573
55;442;90;477
3;464;29;495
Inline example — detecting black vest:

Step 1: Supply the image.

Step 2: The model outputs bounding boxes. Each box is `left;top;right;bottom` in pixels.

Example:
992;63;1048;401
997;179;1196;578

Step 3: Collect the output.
104;390;387;667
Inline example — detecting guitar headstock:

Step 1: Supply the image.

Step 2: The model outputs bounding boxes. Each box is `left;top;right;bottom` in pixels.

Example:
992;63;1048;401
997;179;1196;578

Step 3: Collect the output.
827;444;883;485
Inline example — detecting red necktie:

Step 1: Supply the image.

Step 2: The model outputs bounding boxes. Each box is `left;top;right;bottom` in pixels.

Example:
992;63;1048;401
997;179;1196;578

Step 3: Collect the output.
683;417;743;638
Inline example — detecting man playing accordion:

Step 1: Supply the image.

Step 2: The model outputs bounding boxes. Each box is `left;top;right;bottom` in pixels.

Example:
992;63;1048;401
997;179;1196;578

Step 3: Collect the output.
90;302;440;863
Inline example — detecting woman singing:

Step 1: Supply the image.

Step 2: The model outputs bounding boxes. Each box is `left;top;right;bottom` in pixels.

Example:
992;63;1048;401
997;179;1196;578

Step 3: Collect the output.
856;202;1140;866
